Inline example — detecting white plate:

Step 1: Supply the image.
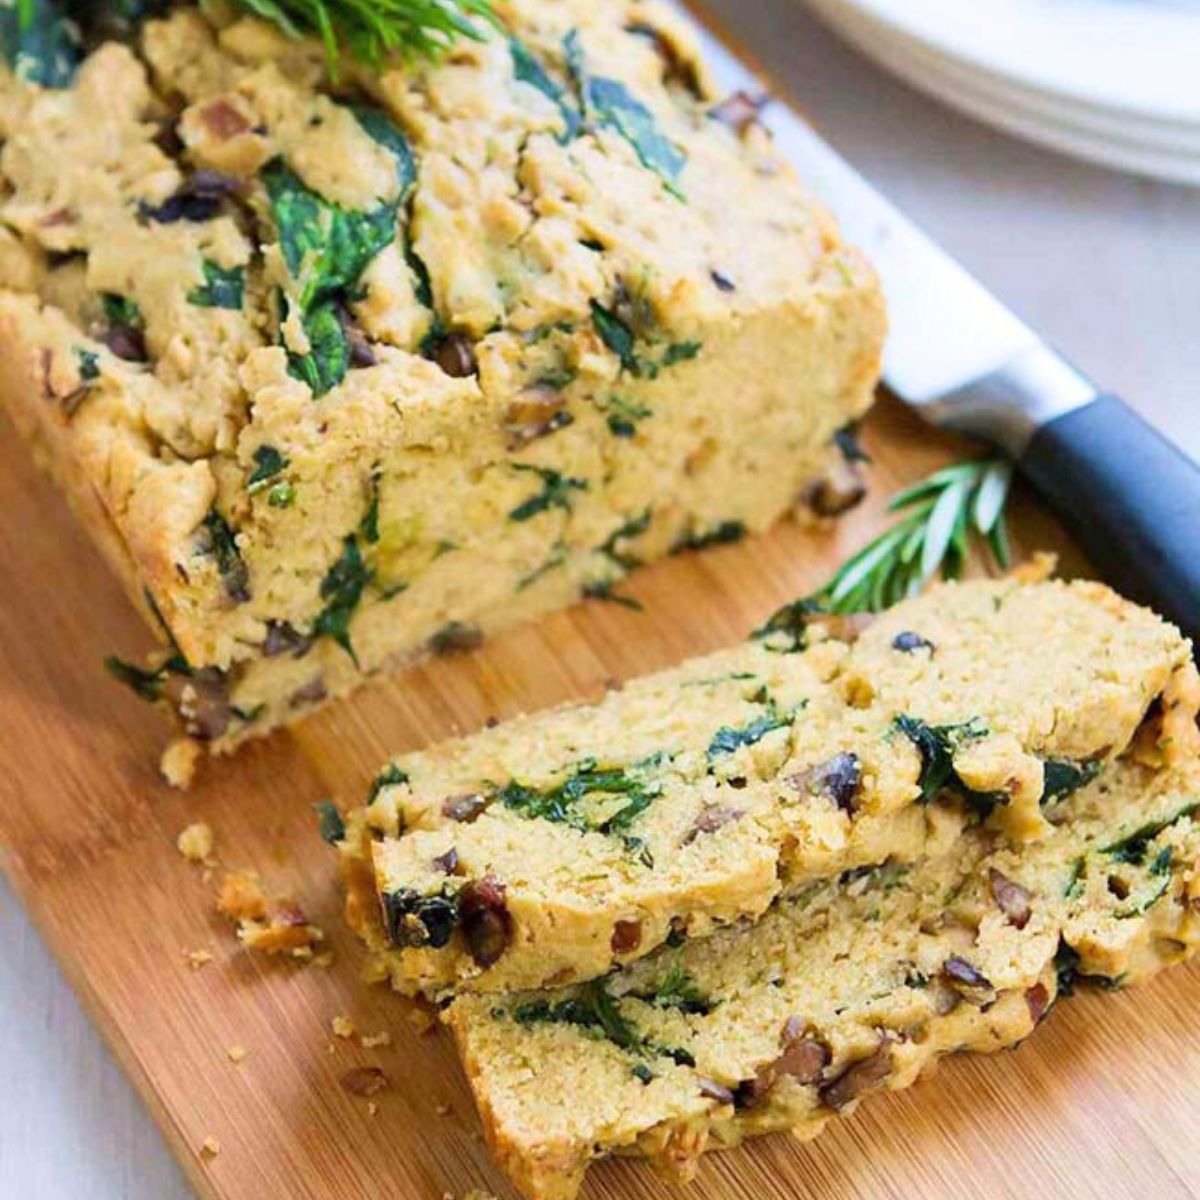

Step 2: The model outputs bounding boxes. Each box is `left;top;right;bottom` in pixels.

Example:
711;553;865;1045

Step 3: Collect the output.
801;0;1200;185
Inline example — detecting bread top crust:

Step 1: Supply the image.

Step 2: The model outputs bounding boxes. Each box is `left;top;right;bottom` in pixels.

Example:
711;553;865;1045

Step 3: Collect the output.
0;2;881;669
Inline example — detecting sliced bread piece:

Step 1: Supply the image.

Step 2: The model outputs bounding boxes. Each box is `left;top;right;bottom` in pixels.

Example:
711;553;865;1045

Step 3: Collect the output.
341;576;1198;996
445;756;1200;1200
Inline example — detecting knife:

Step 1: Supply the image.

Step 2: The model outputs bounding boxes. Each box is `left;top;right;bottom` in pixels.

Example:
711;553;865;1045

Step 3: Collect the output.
684;6;1200;641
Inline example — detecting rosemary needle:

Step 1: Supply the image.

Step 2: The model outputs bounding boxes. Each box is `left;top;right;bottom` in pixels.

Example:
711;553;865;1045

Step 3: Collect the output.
755;458;1014;650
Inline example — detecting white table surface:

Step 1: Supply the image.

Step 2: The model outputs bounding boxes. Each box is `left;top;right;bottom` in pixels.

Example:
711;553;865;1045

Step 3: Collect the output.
2;4;1198;1197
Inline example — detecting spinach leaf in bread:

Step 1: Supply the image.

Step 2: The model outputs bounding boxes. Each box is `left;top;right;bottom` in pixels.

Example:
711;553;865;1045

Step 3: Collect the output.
188;260;245;310
565;29;687;198
509;37;578;141
314;534;372;664
1;0;80;87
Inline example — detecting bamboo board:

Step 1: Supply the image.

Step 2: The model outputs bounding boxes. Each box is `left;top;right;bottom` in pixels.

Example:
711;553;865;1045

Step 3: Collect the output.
3;388;1200;1200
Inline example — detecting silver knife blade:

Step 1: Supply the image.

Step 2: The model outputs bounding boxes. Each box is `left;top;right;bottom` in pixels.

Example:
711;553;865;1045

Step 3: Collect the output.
683;8;1097;455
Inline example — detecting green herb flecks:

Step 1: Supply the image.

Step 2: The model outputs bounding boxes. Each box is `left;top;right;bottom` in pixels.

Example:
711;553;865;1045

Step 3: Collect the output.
75;347;100;381
509;37;578;140
599;508;651;572
187;260;245;310
1;0;80;87
659;340;700;368
105;588;193;701
360;468;382;544
1101;803;1198;866
313;534;372;663
247;445;290;495
590;300;638;374
508;463;587;521
673;520;745;554
808;459;1013;614
268;481;296;508
565;29;686;197
102;292;143;331
892;715;1006;813
104;653;183;702
589;300;701;379
313;800;345;844
751;596;822;655
1113;847;1174;919
1041;757;1103;805
1066;809;1193;921
707;697;794;760
512;979;695;1066
495;756;662;843
202;507;250;603
582;578;642;611
604;394;652;438
369;761;409;800
517;540;567;591
631;960;714;1015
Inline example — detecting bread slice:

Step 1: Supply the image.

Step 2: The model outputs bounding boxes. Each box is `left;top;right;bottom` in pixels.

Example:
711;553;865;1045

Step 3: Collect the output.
444;755;1200;1200
340;576;1199;996
0;1;883;781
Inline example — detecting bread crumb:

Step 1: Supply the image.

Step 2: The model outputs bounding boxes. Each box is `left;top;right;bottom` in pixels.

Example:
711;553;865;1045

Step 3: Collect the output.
161;737;200;789
360;1030;391;1049
332;1015;356;1039
312;951;335;969
217;871;323;956
183;948;213;970
435;1102;450;1116
216;870;267;922
367;1101;379;1116
1010;550;1057;584
177;822;215;864
227;1044;247;1063
405;1000;439;1035
199;1136;221;1159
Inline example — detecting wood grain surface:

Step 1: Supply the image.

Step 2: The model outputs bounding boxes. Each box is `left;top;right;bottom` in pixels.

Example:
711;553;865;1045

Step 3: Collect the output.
3;385;1199;1200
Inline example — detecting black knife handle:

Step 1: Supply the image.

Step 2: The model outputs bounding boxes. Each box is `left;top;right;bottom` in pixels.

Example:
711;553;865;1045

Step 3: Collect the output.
1020;394;1200;641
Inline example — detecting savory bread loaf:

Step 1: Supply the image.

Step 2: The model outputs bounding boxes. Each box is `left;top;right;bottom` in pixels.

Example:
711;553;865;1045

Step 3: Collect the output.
340;576;1199;997
444;756;1200;1200
0;0;884;780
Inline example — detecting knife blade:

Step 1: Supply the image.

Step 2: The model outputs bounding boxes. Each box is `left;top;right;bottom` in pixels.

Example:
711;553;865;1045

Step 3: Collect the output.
683;5;1200;639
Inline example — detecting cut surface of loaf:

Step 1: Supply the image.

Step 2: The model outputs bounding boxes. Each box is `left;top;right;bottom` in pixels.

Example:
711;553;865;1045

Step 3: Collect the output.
341;576;1199;996
444;756;1200;1200
0;0;883;778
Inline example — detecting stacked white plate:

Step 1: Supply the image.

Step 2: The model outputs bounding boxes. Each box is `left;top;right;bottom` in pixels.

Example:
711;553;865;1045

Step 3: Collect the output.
799;0;1200;187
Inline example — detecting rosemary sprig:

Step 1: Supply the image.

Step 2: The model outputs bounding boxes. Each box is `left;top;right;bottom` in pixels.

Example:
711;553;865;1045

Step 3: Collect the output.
224;0;498;70
811;457;1013;614
4;0;500;85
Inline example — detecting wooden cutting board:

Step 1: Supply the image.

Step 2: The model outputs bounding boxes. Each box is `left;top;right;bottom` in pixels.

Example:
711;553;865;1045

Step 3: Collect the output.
3;386;1200;1200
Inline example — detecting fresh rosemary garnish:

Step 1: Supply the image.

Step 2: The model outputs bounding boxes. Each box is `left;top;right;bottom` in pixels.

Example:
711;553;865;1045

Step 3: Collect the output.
811;458;1013;614
216;0;498;71
6;0;499;85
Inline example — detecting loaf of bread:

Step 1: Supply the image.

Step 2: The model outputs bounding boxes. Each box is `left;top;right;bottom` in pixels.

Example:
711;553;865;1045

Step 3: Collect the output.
0;0;883;781
444;756;1200;1200
340;576;1199;997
